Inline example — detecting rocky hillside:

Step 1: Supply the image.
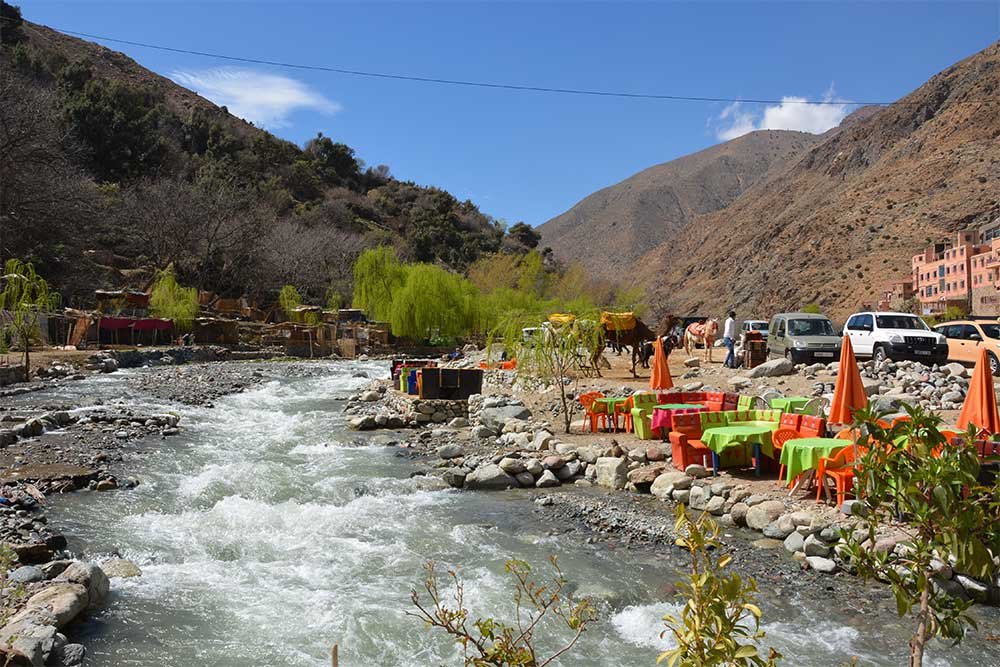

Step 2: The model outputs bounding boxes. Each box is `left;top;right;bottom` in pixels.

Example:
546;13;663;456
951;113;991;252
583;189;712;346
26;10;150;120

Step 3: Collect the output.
636;41;1000;321
0;6;517;306
538;130;820;280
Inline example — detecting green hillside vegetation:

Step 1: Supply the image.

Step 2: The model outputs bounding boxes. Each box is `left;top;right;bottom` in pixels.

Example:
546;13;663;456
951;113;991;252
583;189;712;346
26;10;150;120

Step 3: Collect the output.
0;3;535;308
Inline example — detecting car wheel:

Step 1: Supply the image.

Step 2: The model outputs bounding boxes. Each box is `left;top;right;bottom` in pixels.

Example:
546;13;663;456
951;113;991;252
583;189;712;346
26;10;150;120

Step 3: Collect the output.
990;352;999;376
873;345;888;363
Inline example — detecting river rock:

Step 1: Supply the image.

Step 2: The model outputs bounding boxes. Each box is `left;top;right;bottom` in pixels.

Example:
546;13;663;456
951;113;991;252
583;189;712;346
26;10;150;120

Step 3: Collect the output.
728;376;752;390
954;574;989;603
100;559;142;579
803;534;831;557
745;358;794;378
0;429;16;448
806;556;837;573
650;471;691;498
688;485;710;510
531;430;554;451
499;457;526;475
943;362;967;378
574;445;606;464
437;444;464;460
542;455;565;470
645;445;666;461
730;502;749;526
448;417;469;428
524;459;543;476
762;520;794;540
442;469;467;488
705;496;726;515
54;643;85;667
348;415;376;431
472;425;496;439
479;406;531;432
23;582;89;627
556;460;580;480
464;464;516;490
627;464;667;488
684;464;709;479
9;566;45;584
359;390;381;402
515;472;536;487
536;470;560;488
55;562;110;608
783;531;805;553
745;500;785;531
595;457;627;489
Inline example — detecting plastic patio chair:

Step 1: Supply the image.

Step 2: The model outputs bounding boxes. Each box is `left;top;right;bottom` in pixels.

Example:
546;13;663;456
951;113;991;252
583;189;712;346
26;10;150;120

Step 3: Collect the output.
796;397;830;417
815;446;861;506
615;396;635;433
578;392;609;433
771;428;801;485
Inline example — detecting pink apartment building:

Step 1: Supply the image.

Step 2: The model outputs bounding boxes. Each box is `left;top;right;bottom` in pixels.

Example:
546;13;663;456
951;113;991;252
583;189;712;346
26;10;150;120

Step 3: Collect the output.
910;226;1000;316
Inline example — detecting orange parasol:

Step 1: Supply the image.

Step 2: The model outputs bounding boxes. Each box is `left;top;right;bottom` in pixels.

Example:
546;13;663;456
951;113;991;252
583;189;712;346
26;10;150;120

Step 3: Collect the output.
957;347;1000;434
829;334;867;424
650;337;673;390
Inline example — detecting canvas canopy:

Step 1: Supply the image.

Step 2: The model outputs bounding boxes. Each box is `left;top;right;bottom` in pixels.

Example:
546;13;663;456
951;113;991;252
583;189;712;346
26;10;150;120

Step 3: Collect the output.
601;311;636;331
547;313;576;326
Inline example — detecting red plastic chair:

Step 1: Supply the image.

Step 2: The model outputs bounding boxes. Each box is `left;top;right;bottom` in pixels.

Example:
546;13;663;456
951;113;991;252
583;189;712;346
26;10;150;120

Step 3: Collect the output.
578;392;609;433
668;413;712;471
771;428;801;485
798;415;827;438
816;446;862;506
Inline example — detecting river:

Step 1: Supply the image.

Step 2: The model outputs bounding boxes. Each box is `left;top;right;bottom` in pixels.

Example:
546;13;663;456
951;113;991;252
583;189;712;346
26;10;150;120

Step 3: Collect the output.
19;361;998;666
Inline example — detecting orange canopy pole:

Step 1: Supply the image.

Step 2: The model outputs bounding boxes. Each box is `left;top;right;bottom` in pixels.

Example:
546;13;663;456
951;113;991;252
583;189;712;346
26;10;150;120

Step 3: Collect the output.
829;334;867;425
957;347;1000;435
650;337;673;391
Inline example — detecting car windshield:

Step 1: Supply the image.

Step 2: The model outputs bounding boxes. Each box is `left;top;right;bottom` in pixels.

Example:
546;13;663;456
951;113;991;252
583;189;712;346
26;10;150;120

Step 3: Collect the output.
981;324;1000;340
788;319;835;336
747;322;767;331
875;315;928;330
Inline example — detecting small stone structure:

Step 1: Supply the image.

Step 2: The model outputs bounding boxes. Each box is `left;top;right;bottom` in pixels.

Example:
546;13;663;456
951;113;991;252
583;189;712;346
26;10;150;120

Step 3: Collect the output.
386;392;469;424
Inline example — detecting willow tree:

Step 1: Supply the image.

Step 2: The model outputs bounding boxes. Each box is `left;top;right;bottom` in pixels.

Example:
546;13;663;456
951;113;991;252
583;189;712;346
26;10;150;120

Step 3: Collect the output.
149;268;199;332
389;264;474;341
278;285;303;322
496;312;602;434
0;259;58;376
352;246;407;322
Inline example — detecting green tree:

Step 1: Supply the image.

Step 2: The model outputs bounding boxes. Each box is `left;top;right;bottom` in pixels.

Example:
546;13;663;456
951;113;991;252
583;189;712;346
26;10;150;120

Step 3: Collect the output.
410;556;596;667
352;246;407;322
389;264;475;340
304;133;361;185
496;313;602;434
149;267;199;332
278;284;303;322
661;506;781;667
841;405;1000;667
508;222;541;250
0;259;58;377
325;288;344;311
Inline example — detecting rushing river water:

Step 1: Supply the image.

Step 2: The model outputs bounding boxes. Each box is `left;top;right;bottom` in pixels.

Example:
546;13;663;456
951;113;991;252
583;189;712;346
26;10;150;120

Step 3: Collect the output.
17;361;999;666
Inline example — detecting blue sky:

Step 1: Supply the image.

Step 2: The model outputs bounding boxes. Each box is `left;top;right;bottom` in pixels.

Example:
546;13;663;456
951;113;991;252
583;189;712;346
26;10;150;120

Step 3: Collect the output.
17;1;1000;227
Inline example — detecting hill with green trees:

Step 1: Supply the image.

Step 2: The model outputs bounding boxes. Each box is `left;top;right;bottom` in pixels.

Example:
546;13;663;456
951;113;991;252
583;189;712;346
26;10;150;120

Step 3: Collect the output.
0;3;533;307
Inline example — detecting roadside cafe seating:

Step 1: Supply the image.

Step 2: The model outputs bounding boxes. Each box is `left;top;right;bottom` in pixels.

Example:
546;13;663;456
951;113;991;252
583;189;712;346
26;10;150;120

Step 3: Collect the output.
579;392;610;433
668;413;713;471
630;393;660;440
770;414;829;482
661;391;739;412
815;445;865;506
615;396;636;433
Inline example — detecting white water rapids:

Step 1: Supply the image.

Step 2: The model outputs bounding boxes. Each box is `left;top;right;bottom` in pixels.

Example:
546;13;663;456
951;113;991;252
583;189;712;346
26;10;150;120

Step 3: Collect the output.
29;362;997;666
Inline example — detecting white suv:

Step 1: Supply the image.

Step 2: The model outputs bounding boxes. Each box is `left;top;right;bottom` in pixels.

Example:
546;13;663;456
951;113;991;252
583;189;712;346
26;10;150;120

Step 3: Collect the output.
843;311;948;364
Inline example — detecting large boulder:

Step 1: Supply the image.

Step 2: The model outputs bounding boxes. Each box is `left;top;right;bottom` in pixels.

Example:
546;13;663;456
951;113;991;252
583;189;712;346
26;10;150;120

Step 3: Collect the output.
745;358;795;378
627;464;668;488
650;471;692;498
594;457;627;490
745;500;785;531
55;562;110;608
479;406;531;432
464;464;517;490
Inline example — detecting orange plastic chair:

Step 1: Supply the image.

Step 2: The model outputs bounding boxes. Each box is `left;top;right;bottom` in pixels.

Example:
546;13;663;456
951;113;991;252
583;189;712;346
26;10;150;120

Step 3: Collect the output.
799;415;827;438
835;428;860;441
771;428;801;485
579;392;609;433
668;413;712;471
615;396;635;433
815;446;860;506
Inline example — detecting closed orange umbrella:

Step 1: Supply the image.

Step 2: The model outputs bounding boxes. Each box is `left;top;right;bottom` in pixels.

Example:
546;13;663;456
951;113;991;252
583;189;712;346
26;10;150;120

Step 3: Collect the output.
957;347;1000;434
650;337;673;390
829;334;867;424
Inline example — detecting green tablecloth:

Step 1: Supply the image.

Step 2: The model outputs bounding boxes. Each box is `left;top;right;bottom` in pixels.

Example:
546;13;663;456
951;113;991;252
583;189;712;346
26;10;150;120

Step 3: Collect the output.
701;425;776;458
770;396;812;412
779;437;847;484
593;397;629;430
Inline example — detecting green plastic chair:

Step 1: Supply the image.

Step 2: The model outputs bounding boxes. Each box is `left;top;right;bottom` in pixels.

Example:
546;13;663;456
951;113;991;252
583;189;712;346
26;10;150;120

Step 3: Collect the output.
633;392;659;411
631;407;655;440
700;412;728;430
737;395;754;410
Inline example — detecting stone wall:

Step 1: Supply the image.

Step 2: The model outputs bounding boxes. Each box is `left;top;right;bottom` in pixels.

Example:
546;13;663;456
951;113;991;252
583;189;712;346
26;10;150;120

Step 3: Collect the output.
386;392;469;424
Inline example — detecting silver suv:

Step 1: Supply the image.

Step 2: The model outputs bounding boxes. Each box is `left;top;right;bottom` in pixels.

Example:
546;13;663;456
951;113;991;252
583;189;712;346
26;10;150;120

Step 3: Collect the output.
767;312;841;363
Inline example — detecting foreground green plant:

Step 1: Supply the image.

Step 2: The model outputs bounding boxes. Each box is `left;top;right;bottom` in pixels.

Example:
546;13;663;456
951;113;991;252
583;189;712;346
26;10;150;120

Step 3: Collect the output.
660;506;781;667
842;404;1000;667
410;556;596;666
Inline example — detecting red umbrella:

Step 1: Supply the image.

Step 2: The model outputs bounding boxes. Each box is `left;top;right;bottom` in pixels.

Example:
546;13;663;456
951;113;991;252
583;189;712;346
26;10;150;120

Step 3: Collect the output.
650;337;673;391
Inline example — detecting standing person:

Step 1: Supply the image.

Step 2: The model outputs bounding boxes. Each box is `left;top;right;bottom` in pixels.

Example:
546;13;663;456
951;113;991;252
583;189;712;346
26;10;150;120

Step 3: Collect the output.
723;311;737;368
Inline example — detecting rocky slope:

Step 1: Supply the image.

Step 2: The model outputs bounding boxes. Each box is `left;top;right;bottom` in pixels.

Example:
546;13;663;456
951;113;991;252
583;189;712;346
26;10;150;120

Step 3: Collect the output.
538;130;820;280
637;41;1000;321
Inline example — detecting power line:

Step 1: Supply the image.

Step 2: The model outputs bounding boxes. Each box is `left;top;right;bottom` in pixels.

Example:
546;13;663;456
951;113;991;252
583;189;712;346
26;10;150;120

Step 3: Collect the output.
34;24;897;107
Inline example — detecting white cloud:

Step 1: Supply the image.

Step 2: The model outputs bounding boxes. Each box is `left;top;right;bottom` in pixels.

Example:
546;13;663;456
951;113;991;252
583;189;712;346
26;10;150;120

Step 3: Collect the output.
170;67;340;129
713;87;851;141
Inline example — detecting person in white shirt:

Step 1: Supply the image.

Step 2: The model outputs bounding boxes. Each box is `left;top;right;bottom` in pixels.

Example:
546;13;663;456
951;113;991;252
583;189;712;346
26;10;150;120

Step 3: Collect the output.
723;311;737;368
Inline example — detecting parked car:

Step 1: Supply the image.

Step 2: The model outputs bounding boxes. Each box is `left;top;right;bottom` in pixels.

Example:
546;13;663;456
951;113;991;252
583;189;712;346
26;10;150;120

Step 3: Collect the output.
844;311;947;364
767;312;841;363
932;319;1000;374
742;320;769;337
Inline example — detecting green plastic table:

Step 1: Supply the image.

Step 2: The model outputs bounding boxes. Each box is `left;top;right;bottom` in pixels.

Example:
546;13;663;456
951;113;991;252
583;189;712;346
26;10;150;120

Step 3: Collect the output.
593;397;629;431
779;437;847;486
770;396;812;413
701;425;775;476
